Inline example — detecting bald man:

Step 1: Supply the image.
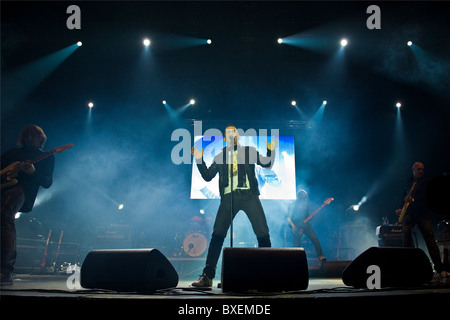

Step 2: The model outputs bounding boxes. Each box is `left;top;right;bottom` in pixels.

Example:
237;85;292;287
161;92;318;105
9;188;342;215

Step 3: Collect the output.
396;162;448;279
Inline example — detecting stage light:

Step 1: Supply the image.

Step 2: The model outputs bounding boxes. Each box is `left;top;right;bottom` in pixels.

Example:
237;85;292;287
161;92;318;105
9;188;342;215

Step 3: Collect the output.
277;38;283;44
407;41;413;46
207;39;212;45
143;38;151;46
88;102;94;108
291;100;297;106
118;204;124;210
323;100;327;105
189;99;196;105
162;100;167;105
199;209;205;214
77;41;82;47
340;38;348;47
349;196;367;212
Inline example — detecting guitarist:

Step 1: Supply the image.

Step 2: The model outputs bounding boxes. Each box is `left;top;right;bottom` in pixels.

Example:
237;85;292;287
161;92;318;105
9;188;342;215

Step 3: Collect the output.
1;125;54;284
395;162;448;280
288;190;326;264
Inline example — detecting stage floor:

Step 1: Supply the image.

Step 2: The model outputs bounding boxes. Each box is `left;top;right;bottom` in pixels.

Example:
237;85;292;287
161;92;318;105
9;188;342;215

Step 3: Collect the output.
2;273;450;316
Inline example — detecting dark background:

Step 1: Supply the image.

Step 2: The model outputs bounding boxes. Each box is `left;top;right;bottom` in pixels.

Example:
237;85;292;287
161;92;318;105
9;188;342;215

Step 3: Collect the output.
2;1;449;261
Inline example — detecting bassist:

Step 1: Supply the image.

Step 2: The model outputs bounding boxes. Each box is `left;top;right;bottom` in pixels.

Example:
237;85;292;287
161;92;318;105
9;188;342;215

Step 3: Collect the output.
1;125;54;284
288;190;327;264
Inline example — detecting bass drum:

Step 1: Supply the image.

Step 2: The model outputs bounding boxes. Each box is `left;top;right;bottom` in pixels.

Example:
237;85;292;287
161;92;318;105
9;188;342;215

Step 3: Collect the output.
183;232;207;257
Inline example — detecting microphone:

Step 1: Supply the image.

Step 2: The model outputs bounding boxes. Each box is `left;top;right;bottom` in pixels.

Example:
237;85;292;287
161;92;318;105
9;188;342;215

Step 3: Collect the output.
227;135;238;145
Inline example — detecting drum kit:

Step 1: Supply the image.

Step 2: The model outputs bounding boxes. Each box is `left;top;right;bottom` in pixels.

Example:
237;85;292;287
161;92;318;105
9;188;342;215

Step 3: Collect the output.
182;232;207;257
175;214;257;257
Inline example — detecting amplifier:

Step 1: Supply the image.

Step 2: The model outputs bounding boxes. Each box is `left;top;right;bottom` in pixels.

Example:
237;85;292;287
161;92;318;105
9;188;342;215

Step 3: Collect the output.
376;225;403;247
16;238;80;273
96;224;132;240
15;238;46;273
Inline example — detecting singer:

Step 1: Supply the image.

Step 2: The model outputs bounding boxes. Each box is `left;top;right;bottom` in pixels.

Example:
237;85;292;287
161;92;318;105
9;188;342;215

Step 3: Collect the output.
190;125;278;288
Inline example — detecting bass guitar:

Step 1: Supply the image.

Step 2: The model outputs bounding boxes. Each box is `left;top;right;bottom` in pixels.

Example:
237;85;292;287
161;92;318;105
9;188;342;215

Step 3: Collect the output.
1;144;73;189
398;181;419;224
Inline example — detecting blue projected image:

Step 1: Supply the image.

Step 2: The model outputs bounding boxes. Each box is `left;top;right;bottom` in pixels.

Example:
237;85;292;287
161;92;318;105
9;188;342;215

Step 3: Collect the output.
190;136;296;199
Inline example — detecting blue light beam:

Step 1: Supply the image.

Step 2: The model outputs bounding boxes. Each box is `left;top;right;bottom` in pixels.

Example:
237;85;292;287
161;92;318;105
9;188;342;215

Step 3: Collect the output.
3;43;80;113
310;100;328;126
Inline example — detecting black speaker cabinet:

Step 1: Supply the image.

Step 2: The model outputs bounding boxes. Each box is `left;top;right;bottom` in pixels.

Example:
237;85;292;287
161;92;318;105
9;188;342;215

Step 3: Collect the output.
221;247;309;292
342;247;433;288
80;249;179;292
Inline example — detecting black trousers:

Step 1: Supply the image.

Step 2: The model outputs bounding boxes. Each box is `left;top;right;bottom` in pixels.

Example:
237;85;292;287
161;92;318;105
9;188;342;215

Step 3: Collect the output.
292;222;324;258
203;192;271;279
403;212;445;272
1;186;25;277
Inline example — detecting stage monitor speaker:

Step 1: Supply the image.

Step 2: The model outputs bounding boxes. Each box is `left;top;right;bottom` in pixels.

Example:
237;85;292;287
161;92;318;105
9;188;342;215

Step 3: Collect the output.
80;248;179;292
221;247;308;292
342;247;433;288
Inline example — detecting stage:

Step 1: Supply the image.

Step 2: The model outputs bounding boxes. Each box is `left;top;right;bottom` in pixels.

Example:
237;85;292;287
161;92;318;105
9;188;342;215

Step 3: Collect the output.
2;1;450;316
2;269;449;316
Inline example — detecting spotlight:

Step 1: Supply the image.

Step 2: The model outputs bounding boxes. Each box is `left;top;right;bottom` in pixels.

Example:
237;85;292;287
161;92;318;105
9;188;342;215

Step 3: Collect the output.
291;100;297;106
277;38;283;44
162;100;167;105
207;39;212;45
350;196;367;212
396;102;402;108
77;41;83;47
143;38;151;46
118;204;124;210
189;99;196;105
407;41;413;46
199;209;205;214
88;102;94;108
323;100;327;105
340;38;348;47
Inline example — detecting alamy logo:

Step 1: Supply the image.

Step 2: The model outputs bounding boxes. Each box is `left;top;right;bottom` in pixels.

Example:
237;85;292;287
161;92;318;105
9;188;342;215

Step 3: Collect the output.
66;264;81;290
366;5;381;30
66;5;81;30
170;121;279;165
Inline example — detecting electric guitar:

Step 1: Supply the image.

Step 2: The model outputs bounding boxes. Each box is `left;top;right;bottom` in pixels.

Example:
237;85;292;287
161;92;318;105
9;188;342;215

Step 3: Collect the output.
49;230;63;273
1;144;73;190
288;197;334;236
398;181;419;224
40;229;52;271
